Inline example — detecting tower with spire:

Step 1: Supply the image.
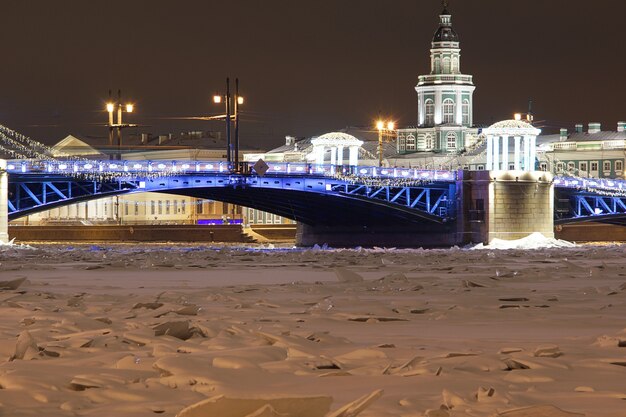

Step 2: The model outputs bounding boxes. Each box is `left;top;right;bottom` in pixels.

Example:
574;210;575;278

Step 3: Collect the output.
396;1;479;155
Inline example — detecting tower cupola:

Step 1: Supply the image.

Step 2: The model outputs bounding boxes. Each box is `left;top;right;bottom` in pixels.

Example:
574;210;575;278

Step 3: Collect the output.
433;6;459;43
414;0;475;127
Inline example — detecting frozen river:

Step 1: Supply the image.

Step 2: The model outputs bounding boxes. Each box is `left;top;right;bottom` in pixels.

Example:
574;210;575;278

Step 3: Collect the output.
0;240;625;416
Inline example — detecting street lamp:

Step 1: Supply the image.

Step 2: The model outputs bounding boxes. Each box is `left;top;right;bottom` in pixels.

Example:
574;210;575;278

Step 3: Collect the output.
212;77;244;171
105;90;136;160
376;118;395;167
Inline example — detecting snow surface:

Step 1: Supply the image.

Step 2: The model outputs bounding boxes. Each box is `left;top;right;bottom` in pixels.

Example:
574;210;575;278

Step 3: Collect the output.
470;232;577;250
1;241;626;417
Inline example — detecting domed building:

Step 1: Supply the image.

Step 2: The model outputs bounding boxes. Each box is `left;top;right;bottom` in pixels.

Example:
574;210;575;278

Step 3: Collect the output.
396;2;480;155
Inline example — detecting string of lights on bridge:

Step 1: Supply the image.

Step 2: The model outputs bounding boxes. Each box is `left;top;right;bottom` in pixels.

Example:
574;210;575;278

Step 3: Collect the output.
4;122;626;197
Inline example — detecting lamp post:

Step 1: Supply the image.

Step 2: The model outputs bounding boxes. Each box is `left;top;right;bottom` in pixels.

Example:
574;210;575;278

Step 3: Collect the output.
376;119;395;167
213;78;244;171
105;90;136;160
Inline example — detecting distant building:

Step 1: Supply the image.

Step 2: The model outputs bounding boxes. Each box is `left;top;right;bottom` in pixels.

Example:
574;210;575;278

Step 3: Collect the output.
536;122;626;178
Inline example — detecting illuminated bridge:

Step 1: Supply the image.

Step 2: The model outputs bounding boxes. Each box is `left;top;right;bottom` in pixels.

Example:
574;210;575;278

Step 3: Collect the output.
4;125;626;246
3;160;459;243
6;159;626;224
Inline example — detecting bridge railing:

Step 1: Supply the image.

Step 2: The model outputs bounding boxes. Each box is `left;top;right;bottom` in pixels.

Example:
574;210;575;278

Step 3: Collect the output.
554;176;626;194
5;159;458;182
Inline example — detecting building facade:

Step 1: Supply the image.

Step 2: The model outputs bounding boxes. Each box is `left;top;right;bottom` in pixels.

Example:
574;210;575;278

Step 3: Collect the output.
396;5;480;155
537;122;626;179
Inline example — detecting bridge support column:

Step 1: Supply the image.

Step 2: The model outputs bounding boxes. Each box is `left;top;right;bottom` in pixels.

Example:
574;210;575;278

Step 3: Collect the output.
457;170;554;244
0;160;8;244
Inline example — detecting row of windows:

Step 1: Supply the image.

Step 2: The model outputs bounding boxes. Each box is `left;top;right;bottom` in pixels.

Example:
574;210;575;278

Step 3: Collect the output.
399;132;458;151
424;99;470;125
149;199;188;216
433;56;459;74
554;160;623;174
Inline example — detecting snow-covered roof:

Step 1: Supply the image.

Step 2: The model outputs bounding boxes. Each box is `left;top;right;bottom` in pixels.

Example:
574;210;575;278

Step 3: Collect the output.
483;120;541;136
311;132;363;147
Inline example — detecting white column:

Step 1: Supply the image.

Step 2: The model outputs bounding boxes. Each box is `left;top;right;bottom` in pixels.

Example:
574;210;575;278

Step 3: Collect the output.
493;135;500;170
330;147;337;166
0;160;8;243
486;135;493;170
455;90;462;125
523;135;531;171
315;145;324;165
337;145;344;165
418;92;424;125
349;146;359;166
434;90;442;125
501;135;509;170
529;135;537;171
513;136;521;170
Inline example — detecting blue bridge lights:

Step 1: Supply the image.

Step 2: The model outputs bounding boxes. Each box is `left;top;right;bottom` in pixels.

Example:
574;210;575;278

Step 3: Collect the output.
7;158;626;227
5;160;459;226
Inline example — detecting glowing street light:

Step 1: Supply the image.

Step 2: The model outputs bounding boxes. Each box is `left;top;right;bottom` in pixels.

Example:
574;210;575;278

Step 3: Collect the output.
105;90;137;160
376;118;395;167
213;78;245;171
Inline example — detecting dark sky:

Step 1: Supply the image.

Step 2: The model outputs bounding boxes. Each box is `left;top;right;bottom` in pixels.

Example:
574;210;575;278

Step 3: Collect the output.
1;0;625;148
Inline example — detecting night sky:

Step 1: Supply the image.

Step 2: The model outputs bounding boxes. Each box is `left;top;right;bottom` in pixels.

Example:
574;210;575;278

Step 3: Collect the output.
1;0;625;148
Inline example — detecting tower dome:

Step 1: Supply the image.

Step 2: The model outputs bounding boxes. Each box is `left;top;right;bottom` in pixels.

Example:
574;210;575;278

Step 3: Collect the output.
432;8;459;43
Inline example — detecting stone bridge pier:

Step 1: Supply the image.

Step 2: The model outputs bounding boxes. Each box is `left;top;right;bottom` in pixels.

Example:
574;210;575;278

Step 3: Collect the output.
455;170;554;244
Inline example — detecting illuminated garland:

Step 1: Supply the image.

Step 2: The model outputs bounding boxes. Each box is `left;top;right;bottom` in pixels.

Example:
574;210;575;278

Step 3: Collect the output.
538;152;626;197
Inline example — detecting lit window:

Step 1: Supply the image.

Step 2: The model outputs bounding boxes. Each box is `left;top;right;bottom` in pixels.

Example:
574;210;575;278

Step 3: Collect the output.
406;134;416;151
616;160;623;172
446;132;457;150
462;99;470;125
442;99;455;124
443;57;451;74
452;57;459;73
425;100;435;125
424;134;434;150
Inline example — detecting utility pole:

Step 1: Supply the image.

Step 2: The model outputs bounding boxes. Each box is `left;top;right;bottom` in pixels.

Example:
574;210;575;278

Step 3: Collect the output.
226;78;231;165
